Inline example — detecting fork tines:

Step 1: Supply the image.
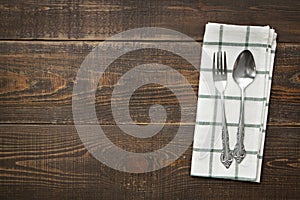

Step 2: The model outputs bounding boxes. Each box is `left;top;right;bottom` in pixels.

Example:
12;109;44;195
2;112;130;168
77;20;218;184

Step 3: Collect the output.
213;51;227;78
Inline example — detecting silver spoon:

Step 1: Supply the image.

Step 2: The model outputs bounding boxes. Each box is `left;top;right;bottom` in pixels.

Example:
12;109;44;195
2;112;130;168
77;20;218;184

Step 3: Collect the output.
232;50;256;163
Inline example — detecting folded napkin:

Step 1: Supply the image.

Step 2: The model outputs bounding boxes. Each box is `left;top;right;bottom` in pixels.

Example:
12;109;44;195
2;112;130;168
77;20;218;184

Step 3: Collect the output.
191;23;277;182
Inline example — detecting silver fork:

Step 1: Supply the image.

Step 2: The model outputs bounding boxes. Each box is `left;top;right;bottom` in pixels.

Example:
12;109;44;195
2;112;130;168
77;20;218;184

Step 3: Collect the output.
213;51;233;169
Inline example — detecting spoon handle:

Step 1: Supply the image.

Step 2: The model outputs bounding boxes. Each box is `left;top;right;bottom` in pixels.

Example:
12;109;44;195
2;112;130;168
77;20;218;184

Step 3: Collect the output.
233;88;246;163
220;92;233;168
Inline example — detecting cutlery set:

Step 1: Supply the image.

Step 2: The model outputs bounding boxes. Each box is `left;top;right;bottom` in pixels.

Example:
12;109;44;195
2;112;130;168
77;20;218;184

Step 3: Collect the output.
213;50;256;168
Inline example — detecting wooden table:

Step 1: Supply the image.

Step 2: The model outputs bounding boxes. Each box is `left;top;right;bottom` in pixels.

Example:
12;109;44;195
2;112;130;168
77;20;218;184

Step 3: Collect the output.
0;1;299;199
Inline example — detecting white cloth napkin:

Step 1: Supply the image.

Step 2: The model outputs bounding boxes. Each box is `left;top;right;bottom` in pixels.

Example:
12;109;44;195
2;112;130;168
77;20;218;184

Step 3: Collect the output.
191;23;277;182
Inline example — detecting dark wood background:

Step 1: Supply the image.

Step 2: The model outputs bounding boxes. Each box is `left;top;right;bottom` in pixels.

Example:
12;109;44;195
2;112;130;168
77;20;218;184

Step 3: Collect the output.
0;0;299;199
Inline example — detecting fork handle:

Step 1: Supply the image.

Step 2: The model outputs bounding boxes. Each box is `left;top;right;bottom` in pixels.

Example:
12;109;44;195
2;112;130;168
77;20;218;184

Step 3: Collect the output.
220;93;233;168
233;88;246;163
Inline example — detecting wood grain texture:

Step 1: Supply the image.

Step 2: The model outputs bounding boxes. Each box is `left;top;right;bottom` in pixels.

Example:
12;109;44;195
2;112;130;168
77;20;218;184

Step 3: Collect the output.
0;42;299;125
0;0;299;42
0;125;299;199
1;1;300;199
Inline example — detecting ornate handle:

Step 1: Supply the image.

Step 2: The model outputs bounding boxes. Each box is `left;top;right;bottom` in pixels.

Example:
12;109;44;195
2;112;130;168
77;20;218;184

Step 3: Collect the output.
233;88;246;163
220;93;233;168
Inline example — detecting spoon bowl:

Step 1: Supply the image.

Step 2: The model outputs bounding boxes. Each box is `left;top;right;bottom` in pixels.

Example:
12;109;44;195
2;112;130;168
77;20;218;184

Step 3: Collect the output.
233;50;256;88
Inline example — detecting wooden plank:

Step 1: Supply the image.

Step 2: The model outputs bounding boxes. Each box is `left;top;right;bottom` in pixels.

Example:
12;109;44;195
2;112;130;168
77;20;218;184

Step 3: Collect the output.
0;0;299;42
0;125;299;199
0;41;299;125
